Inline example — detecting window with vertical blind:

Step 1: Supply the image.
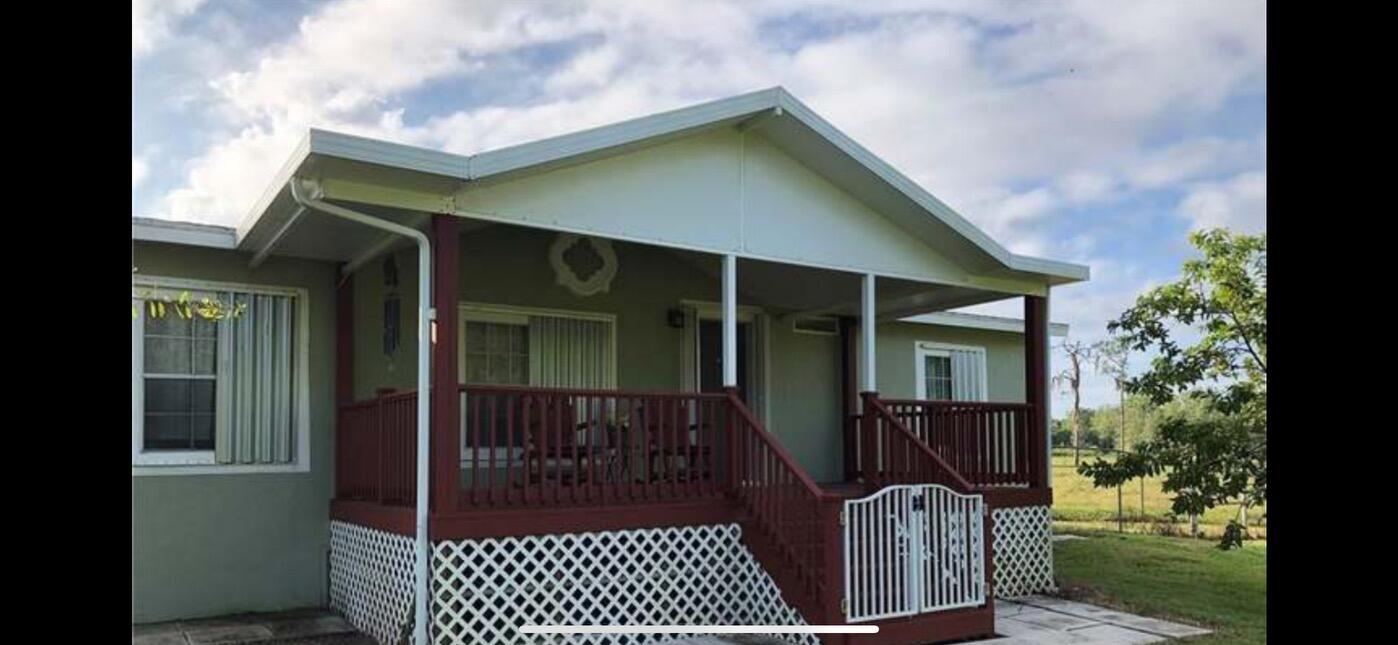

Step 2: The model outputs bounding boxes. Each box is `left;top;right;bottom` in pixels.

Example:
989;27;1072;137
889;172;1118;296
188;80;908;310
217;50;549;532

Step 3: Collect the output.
458;304;616;455
914;342;988;401
458;305;616;389
132;277;310;473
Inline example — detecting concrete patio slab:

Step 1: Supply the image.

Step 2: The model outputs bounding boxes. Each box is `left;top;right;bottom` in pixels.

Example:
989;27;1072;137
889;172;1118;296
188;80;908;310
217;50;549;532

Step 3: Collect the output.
1012;610;1105;631
995;617;1097;643
1095;614;1213;639
185;625;274;645
1016;595;1213;639
134;599;1209;645
265;615;355;639
131;634;189;645
993;597;1211;644
1066;624;1167;644
133;609;371;645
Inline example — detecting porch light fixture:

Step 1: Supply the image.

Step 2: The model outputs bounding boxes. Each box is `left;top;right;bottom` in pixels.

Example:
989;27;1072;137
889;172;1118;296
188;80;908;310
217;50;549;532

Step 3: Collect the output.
667;308;686;328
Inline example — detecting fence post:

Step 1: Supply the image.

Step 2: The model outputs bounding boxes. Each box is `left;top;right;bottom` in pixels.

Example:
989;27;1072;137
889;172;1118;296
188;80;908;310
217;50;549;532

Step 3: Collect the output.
377;395;386;505
726;393;739;493
983;499;996;605
819;497;846;633
860;392;879;485
1117;481;1123;533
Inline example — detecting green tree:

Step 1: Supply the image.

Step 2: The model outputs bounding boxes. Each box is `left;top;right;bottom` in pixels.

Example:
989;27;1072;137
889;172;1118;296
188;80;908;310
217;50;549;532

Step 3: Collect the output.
1092;337;1130;451
1088;394;1158;448
1078;229;1266;548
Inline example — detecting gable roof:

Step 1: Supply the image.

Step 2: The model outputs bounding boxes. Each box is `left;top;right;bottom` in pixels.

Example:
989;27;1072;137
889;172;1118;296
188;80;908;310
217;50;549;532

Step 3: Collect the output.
238;87;1086;286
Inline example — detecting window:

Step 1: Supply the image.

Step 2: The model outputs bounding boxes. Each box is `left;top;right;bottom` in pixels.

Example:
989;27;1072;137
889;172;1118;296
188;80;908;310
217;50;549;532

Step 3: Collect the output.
914;342;987;401
142;313;218;451
923;353;954;400
463;321;529;385
132;278;309;473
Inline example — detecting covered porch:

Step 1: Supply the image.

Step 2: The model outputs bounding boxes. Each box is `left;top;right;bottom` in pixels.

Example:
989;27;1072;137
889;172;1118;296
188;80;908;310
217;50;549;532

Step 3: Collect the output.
233;88;1084;644
323;213;1052;538
297;205;1055;643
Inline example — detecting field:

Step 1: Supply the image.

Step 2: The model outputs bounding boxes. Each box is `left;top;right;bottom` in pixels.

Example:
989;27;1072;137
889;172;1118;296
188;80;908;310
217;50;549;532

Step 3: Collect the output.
1054;532;1267;644
1050;449;1266;538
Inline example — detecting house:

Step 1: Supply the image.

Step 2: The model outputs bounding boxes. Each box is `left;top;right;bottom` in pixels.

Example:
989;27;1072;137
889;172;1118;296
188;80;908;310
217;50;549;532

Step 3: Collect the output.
132;87;1087;645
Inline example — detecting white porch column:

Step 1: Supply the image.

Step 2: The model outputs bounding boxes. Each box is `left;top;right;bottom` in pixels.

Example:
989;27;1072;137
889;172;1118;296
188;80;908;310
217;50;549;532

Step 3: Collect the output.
722;254;738;387
861;273;876;392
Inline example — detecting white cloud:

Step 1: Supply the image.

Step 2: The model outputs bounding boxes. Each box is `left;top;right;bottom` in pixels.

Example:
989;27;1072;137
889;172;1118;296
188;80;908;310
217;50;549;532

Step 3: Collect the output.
1127;137;1256;189
1057;171;1116;204
132;0;206;59
1177;170;1266;234
132;157;150;188
146;0;1265;232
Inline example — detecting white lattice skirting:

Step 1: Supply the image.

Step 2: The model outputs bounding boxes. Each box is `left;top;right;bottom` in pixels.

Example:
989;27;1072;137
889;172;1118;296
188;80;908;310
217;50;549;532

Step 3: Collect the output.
431;524;817;645
991;505;1056;598
329;521;416;645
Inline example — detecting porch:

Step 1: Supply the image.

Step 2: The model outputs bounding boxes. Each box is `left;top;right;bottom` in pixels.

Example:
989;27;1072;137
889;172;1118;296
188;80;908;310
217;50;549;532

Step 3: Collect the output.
331;386;1051;535
326;216;1054;645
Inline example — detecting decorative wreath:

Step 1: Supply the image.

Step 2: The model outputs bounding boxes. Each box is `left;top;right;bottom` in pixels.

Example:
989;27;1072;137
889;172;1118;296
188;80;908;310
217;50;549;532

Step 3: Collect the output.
549;233;617;297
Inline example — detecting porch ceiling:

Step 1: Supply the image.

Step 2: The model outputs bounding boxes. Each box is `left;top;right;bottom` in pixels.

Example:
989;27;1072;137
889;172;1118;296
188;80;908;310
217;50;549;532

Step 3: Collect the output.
670;251;1023;320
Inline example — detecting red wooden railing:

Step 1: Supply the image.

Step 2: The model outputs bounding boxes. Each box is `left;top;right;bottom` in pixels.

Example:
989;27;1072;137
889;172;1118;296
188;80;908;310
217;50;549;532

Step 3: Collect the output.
857;394;975;493
725;389;839;615
456;384;731;509
882;399;1040;488
335;390;417;506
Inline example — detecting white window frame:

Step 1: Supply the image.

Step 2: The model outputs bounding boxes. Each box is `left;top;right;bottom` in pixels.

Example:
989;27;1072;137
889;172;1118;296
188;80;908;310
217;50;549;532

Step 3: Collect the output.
132;276;312;476
913;341;989;402
456;302;618;465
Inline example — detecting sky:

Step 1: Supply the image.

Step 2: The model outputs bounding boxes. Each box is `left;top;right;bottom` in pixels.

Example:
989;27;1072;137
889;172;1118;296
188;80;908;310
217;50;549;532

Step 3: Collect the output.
131;0;1267;415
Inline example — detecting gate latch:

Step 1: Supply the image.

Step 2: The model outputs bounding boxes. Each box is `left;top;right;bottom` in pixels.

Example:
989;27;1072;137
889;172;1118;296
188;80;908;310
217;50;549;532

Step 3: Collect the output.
911;494;926;512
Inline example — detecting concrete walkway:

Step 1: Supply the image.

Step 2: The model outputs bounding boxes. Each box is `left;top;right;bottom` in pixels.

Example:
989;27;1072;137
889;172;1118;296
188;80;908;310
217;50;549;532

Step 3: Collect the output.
132;609;372;645
135;597;1210;645
670;596;1211;645
987;595;1212;644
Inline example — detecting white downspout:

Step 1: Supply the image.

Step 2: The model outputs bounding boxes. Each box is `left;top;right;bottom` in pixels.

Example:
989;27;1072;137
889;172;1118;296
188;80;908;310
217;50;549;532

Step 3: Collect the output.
289;179;434;645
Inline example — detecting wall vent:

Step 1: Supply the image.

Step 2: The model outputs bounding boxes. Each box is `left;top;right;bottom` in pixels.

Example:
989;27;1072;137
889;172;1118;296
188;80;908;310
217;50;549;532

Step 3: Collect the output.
791;315;839;336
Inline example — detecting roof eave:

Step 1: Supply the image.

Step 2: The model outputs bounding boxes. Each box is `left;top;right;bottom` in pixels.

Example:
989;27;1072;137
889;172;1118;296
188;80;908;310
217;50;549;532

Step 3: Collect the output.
132;217;238;249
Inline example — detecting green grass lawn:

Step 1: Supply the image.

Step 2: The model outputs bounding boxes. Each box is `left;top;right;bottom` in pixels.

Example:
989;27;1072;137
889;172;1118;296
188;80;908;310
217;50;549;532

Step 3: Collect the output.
1051;449;1266;535
1054;532;1266;644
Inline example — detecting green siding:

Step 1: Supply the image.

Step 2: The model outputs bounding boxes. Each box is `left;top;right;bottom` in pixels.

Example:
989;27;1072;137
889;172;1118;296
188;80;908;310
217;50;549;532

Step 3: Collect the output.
132;241;336;624
350;224;720;398
767;322;842;481
875;321;1027;403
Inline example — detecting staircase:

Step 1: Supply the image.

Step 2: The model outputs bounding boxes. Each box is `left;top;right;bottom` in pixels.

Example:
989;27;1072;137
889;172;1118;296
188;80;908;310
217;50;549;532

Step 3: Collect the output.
723;392;997;645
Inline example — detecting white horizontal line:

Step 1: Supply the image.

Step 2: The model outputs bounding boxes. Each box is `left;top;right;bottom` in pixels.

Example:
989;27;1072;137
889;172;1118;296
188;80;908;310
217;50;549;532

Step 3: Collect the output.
520;625;879;634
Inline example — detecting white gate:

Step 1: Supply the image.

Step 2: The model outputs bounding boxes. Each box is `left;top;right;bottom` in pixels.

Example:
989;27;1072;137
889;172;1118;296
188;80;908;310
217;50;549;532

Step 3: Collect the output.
842;485;986;623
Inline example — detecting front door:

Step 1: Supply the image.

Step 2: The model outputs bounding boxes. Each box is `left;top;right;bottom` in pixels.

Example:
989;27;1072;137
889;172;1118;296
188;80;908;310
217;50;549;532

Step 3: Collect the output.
699;319;749;401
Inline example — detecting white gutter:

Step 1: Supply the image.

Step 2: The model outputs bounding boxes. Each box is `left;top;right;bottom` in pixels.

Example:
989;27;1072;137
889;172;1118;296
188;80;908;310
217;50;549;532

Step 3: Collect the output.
288;179;434;645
